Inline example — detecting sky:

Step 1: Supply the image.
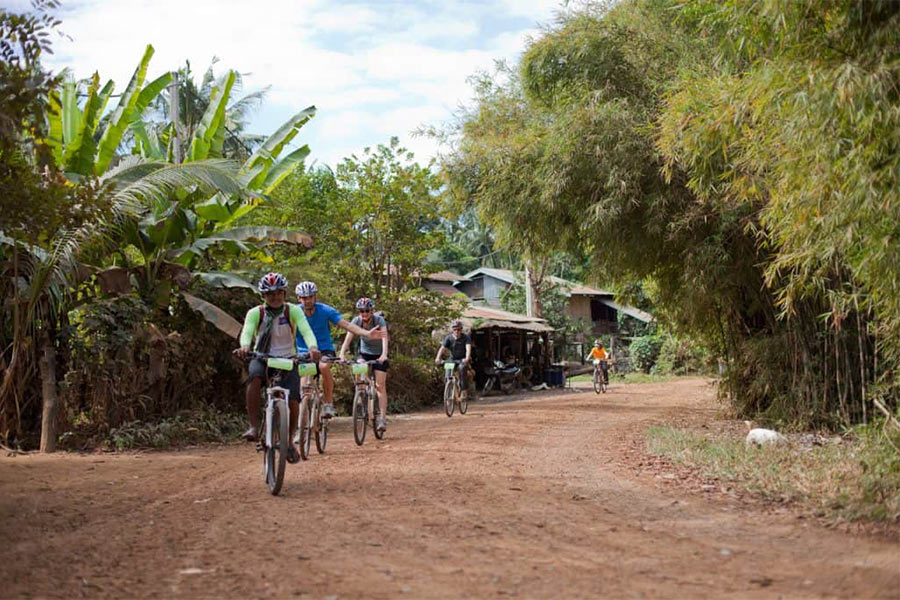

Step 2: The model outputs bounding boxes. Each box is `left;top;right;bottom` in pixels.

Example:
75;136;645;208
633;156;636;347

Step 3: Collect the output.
14;0;562;169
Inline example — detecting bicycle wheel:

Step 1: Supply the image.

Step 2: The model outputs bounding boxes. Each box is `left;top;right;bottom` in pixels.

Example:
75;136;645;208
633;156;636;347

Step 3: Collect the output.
593;369;602;394
266;400;289;495
459;388;468;414
444;378;455;417
482;376;494;396
352;389;367;446
315;399;328;453
299;396;311;461
600;371;607;394
372;389;385;440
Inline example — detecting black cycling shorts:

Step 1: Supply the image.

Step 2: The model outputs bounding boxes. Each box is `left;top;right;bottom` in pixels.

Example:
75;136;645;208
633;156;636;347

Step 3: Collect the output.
359;352;389;372
248;358;300;401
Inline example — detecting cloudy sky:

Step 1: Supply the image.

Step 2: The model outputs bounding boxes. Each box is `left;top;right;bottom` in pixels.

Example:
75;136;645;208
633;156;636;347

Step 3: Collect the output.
16;0;562;168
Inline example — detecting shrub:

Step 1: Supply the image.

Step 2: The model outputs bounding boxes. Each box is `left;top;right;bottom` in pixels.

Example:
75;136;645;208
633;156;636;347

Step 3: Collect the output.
630;335;663;373
652;335;713;375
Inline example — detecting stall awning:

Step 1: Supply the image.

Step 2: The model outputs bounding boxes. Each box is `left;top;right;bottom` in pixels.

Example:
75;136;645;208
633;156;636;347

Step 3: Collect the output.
460;305;555;333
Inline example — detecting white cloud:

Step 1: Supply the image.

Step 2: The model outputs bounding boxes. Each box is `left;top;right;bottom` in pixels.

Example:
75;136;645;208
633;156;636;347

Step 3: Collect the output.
33;0;558;168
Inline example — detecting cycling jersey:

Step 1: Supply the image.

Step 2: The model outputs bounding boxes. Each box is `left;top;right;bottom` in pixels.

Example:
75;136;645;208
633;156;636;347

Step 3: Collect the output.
240;303;316;357
351;313;388;355
295;302;342;352
588;347;608;361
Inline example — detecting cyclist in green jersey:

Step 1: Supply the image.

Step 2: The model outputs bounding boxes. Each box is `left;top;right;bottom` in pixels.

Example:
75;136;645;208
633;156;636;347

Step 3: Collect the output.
235;273;319;462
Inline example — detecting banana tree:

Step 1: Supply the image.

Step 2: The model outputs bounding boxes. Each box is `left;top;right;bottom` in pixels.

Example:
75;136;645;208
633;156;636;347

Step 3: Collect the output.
48;44;172;177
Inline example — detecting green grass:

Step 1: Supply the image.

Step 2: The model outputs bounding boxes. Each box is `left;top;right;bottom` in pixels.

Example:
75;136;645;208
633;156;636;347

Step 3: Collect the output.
646;423;900;524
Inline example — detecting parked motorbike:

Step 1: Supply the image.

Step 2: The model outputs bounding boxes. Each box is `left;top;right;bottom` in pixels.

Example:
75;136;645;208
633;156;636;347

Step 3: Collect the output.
482;360;522;395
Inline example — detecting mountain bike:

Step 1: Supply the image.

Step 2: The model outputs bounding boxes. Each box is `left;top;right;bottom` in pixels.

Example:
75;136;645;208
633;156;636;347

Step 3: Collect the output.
349;360;384;445
242;352;303;496
443;360;468;417
592;359;607;394
296;357;334;460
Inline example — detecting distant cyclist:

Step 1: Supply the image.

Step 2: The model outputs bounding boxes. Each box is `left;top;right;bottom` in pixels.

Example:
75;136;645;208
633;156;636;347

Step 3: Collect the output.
434;320;472;399
235;273;319;463
294;281;383;420
587;339;609;384
339;297;390;434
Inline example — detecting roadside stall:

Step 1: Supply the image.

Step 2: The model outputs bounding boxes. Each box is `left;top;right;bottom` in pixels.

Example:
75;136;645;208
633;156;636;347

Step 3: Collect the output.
456;305;556;392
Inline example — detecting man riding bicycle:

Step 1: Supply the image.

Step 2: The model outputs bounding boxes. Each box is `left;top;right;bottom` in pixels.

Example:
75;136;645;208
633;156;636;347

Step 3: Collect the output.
434;320;472;399
339;297;390;434
235;272;319;463
294;281;383;420
587;339;609;384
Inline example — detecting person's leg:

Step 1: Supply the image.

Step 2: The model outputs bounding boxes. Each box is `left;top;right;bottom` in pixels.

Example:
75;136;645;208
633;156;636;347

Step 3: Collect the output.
320;360;334;407
245;377;261;438
458;362;468;398
374;368;388;428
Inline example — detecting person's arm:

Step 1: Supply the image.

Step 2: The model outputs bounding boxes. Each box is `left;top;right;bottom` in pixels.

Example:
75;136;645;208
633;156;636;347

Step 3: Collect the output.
435;344;446;363
237;307;260;357
289;304;319;356
464;343;472;364
338;318;379;338
339;330;355;361
378;323;389;362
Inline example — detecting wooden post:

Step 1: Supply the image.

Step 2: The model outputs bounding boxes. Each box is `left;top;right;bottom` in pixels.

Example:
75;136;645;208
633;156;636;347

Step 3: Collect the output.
39;332;58;453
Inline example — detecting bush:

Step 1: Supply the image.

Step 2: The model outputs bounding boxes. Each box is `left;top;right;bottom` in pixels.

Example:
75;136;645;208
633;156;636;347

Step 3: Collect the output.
630;335;663;373
652;336;713;376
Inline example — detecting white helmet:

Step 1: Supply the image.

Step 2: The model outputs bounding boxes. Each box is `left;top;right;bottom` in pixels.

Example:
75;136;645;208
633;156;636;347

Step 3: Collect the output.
295;281;317;298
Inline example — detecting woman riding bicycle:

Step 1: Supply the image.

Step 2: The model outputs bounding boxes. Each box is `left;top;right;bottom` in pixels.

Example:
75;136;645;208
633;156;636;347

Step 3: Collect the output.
339;297;390;434
587;339;609;384
235;272;319;463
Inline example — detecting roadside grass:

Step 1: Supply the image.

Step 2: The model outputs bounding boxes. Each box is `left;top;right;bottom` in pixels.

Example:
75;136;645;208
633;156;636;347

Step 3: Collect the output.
569;372;685;384
59;407;246;451
646;423;900;524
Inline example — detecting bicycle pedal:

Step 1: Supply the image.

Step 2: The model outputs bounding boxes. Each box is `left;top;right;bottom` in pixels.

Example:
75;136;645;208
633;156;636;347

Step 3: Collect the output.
255;442;264;452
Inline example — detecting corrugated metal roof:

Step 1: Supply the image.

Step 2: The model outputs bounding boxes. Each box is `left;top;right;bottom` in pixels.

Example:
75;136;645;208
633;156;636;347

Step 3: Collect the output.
459;267;613;296
597;298;654;323
424;270;470;282
460;305;555;333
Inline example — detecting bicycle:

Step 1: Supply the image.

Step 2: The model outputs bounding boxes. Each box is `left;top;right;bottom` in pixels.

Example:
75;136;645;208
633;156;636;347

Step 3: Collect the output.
347;359;384;445
592;359;608;394
241;352;305;496
296;356;339;460
443;360;468;417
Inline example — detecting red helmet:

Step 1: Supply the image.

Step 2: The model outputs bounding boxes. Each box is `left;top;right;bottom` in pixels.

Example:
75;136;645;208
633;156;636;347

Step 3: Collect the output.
355;297;375;310
258;272;288;294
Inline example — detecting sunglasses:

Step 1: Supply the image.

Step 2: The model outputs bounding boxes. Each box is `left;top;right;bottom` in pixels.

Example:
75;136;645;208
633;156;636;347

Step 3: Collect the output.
359;308;373;313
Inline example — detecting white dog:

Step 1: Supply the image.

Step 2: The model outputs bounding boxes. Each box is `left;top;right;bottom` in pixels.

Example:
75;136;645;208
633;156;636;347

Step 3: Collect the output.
744;421;787;446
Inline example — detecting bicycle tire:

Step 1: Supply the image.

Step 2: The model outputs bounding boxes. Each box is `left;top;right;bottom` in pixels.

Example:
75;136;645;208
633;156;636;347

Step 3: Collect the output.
266;400;288;495
444;378;455;417
459;390;468;414
483;377;494;396
353;389;367;446
600;372;607;394
299;396;311;461
315;400;327;453
593;369;602;394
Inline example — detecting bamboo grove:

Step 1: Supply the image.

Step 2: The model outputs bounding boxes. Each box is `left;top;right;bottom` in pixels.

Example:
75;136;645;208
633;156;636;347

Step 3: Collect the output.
440;0;900;428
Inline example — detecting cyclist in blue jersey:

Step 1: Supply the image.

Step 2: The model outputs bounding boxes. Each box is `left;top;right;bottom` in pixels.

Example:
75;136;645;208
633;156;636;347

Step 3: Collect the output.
294;281;383;418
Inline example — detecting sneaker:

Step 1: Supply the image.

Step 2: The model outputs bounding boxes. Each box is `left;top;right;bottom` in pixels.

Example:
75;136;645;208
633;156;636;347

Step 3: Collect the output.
322;404;335;419
242;426;258;442
375;417;387;433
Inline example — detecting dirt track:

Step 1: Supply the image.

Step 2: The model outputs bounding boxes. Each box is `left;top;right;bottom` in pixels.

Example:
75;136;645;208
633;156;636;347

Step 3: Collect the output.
1;379;897;598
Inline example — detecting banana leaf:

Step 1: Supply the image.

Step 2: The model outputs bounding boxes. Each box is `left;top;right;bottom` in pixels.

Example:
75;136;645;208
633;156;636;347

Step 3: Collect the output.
95;45;155;174
189;70;236;162
96;79;116;124
195;271;255;290
132;71;173;121
61;78;81;149
194;197;232;222
211;226;313;247
242;105;316;189
181;292;242;339
262;144;310;194
48;91;64;165
64;72;102;176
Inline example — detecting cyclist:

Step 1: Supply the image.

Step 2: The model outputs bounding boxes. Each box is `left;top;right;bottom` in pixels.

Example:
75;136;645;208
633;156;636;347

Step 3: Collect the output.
434;320;472;399
338;297;389;434
235;272;320;463
294;281;383;420
587;339;609;384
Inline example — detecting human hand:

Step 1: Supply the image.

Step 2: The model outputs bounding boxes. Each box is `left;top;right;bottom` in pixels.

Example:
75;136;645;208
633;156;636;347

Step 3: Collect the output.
309;348;321;361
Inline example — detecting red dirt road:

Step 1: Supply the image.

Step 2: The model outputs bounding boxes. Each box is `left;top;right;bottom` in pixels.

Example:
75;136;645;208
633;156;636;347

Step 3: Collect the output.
1;379;897;598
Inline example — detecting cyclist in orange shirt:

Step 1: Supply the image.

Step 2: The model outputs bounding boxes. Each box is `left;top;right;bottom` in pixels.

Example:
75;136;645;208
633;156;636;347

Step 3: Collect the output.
587;339;609;384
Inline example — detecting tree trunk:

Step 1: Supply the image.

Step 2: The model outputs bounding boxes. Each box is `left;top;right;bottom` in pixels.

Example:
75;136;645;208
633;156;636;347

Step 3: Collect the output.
39;332;59;453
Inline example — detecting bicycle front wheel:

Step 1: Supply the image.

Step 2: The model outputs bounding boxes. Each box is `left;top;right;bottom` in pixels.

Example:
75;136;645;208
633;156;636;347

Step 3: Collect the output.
353;389;367;446
315;400;328;453
459;386;468;414
266;400;289;495
372;391;385;440
593;370;602;394
299;396;312;460
443;379;455;417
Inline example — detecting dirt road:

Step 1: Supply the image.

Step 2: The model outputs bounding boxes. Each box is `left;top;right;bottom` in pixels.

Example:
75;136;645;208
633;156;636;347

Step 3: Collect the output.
1;379;897;598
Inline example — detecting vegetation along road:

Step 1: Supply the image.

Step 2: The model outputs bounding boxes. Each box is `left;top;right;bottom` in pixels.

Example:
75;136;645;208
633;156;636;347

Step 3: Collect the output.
1;379;896;599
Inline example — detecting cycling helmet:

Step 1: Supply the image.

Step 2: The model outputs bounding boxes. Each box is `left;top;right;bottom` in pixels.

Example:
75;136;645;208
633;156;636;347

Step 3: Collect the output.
593;339;602;347
451;319;464;330
295;280;318;298
258;272;288;294
355;297;375;310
